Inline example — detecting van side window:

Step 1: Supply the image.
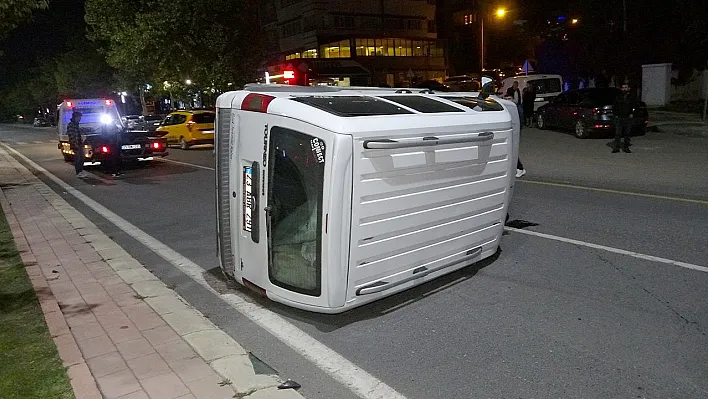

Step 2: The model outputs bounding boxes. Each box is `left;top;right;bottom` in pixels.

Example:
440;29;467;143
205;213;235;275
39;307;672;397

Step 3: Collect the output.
267;126;325;296
529;78;562;94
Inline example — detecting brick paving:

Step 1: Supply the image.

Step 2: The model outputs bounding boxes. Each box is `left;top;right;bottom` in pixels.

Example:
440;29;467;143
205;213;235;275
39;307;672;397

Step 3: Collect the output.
0;145;305;399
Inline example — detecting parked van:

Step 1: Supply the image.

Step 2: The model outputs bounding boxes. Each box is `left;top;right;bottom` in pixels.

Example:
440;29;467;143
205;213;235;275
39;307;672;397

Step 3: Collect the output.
215;85;516;313
501;74;564;111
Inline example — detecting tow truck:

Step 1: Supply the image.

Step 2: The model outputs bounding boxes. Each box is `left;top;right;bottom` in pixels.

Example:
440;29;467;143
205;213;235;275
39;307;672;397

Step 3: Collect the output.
57;98;168;164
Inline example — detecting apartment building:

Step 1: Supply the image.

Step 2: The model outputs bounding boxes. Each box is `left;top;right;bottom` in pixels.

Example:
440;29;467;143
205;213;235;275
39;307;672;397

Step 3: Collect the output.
259;0;447;87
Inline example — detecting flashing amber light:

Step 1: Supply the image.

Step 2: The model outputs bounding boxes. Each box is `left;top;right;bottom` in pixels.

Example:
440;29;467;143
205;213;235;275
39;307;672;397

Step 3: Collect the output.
283;70;295;79
571;19;579;24
496;8;506;17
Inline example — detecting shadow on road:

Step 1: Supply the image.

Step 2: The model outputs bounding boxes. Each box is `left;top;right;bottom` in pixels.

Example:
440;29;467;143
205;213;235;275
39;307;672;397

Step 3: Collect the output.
206;248;503;332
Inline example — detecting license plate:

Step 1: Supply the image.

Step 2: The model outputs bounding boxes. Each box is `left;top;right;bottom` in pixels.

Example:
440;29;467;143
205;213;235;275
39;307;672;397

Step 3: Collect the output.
121;144;141;150
202;130;214;134
243;167;252;232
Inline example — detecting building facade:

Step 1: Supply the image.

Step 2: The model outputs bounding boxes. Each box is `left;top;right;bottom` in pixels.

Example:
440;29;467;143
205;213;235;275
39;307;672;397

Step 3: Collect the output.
259;0;447;87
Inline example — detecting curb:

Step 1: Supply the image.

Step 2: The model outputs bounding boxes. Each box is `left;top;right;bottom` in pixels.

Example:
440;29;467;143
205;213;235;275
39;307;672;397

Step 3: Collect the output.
0;143;306;399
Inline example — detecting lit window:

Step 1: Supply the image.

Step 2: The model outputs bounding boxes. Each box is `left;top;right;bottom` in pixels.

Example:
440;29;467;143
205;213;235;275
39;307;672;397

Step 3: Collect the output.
319;40;351;58
302;49;318;58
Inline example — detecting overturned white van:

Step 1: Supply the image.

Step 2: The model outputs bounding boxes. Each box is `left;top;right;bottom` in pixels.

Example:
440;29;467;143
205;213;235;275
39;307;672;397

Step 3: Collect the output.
215;85;516;313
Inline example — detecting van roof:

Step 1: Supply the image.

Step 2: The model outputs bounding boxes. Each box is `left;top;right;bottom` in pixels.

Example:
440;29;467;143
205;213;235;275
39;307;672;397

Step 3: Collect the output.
217;84;511;136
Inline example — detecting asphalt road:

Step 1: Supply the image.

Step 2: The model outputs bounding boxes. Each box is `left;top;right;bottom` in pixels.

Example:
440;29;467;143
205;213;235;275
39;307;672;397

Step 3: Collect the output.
2;123;707;399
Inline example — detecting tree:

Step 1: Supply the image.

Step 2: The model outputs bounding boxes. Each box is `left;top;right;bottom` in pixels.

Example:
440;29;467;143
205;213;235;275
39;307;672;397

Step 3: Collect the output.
0;0;48;43
85;0;265;103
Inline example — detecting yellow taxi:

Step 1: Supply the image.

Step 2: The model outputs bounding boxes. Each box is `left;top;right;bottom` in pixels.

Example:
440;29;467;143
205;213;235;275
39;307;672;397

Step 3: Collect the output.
156;110;215;149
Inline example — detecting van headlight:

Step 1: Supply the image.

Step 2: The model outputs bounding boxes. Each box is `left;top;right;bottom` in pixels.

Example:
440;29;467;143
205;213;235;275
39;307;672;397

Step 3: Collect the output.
100;114;113;124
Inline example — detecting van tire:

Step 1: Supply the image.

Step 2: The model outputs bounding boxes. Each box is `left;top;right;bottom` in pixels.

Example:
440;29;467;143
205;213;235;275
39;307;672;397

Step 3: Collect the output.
62;152;74;162
179;137;190;150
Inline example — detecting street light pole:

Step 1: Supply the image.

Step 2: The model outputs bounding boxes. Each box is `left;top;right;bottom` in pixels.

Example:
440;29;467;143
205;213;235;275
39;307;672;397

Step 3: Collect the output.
480;16;485;71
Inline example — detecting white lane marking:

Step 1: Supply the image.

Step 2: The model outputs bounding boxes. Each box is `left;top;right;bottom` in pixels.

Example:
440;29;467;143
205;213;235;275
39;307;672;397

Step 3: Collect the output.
33;140;44;144
519;179;708;206
155;158;215;171
505;227;708;273
16;141;27;145
2;143;407;399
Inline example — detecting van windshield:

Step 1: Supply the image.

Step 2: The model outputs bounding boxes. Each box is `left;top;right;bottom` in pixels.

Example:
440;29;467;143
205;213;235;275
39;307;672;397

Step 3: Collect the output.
63;105;122;132
528;78;562;94
441;96;505;111
291;96;413;116
267;126;325;296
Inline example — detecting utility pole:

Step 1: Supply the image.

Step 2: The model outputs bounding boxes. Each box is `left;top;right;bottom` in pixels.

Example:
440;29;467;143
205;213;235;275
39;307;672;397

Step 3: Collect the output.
480;16;485;71
622;0;627;34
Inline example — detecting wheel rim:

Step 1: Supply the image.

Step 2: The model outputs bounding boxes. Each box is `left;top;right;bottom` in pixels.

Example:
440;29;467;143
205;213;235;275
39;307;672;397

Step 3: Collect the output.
537;115;544;128
575;121;585;137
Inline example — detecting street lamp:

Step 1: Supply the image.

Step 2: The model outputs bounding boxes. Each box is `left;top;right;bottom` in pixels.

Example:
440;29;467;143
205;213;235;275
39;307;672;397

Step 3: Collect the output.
481;7;506;71
571;18;579;24
185;79;192;85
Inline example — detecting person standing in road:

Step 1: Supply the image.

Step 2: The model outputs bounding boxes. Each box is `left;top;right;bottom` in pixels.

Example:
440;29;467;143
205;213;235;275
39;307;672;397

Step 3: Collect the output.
611;81;638;153
67;111;89;178
101;119;124;178
522;85;536;128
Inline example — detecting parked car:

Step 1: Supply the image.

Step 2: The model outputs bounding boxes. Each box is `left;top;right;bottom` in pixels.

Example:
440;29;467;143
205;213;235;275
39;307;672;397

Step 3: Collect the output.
33;117;51;127
122;115;142;130
136;114;165;132
156;110;214;149
535;88;649;138
443;75;482;92
415;80;451;92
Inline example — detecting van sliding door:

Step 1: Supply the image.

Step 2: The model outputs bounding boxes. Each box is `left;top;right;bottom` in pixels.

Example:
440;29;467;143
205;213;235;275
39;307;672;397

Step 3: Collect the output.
266;126;326;297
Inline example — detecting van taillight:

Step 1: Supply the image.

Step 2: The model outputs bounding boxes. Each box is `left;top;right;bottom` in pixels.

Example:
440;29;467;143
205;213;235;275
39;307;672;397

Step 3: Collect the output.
105;99;113;106
101;146;110;153
152;142;160;149
241;94;275;113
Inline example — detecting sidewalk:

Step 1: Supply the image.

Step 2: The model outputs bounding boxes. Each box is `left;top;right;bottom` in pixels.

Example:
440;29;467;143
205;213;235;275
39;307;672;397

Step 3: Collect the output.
0;145;304;399
647;110;708;138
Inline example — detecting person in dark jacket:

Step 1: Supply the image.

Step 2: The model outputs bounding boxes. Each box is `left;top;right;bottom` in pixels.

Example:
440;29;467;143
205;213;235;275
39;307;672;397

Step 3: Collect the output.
612;81;638;153
522;85;536;127
67;111;89;178
101;122;124;177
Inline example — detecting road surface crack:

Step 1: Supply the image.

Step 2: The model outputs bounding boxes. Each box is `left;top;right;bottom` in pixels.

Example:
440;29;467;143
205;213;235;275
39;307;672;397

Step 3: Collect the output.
596;253;706;337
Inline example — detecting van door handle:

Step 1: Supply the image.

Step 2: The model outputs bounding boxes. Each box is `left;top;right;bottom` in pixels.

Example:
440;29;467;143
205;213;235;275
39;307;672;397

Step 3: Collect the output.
363;132;494;149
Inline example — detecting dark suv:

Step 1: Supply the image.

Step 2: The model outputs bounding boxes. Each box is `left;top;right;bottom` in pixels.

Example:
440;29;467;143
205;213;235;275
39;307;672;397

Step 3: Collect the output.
536;88;648;138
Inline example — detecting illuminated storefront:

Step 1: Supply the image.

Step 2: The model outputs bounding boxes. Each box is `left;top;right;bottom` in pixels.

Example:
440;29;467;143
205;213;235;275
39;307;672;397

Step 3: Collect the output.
274;37;446;87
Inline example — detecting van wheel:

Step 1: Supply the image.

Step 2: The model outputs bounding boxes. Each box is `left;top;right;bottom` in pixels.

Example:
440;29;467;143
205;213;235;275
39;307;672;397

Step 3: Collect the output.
179;137;190;150
536;114;546;130
574;120;589;139
62;152;74;162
